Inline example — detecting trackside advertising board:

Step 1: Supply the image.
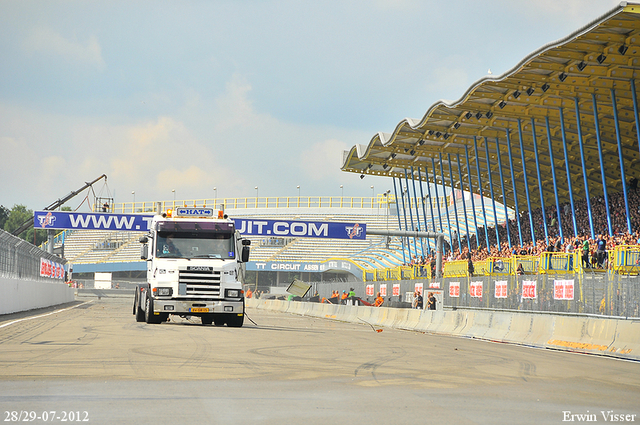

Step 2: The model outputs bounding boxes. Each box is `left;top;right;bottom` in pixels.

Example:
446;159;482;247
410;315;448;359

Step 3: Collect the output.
33;211;367;240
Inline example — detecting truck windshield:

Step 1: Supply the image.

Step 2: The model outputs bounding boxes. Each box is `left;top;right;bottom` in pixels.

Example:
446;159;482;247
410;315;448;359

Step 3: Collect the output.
155;230;235;259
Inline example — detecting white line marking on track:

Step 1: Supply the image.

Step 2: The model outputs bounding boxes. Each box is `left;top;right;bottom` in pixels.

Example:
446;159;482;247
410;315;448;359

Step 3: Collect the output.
0;301;94;329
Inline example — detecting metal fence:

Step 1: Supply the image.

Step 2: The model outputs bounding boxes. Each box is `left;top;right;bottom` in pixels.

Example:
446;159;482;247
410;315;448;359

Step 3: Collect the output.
266;272;640;319
0;229;66;281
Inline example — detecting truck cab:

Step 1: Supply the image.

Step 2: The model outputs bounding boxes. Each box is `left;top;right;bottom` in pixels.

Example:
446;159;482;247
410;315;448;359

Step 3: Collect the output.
133;207;250;326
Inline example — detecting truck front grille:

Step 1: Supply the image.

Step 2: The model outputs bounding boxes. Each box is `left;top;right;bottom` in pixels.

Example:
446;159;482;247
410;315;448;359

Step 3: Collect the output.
179;269;221;297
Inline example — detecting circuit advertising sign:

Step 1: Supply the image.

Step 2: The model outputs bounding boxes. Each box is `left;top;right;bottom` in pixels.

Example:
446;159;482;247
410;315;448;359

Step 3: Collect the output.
34;211;154;231
34;211;367;240
234;219;366;240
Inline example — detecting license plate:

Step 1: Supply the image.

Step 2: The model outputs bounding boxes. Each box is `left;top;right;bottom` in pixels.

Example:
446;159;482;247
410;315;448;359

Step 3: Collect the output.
190;307;209;313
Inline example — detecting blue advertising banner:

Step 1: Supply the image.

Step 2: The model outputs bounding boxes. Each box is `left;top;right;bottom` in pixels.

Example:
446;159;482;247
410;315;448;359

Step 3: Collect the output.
233;219;366;240
33;211;367;240
34;211;155;231
247;259;361;273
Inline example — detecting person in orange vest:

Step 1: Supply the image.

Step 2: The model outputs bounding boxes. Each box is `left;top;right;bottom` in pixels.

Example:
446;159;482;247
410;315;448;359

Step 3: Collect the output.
374;292;384;307
341;290;348;301
246;288;253;299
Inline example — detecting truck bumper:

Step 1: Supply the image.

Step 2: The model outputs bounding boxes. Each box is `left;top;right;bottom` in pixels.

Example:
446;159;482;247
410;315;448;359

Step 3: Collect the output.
152;299;244;315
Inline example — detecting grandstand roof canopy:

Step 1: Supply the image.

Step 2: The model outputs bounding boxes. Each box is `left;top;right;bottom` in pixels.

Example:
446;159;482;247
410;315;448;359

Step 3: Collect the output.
341;2;640;212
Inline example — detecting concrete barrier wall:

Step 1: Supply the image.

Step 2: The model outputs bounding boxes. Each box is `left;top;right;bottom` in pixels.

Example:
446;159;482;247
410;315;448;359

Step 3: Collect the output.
246;299;640;361
0;277;75;315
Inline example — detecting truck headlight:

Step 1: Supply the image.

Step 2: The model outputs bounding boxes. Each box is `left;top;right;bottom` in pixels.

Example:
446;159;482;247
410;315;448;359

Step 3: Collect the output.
225;289;241;298
157;287;173;296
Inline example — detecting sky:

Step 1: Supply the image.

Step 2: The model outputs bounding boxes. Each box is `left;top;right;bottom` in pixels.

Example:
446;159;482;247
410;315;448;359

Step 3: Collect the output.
0;0;621;211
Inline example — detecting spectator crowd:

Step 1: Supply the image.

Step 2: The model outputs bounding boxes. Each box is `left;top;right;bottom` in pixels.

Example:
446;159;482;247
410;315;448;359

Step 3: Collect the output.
404;186;640;269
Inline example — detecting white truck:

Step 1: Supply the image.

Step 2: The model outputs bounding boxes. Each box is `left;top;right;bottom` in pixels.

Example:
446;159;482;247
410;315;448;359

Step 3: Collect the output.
133;207;250;326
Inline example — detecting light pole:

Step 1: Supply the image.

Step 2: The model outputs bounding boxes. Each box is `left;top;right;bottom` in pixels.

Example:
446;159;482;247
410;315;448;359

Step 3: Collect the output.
132;191;135;212
214;187;217;200
255;186;259;207
340;185;344;197
297;185;300;197
172;189;175;208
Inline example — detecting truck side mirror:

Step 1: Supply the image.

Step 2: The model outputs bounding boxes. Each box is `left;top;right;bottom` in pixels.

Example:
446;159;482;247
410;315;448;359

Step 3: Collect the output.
141;244;148;260
241;246;250;263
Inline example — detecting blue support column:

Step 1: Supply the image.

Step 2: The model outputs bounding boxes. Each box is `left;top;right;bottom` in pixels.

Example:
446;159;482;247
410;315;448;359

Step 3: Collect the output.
410;167;425;257
495;137;512;249
530;118;549;245
465;145;481;249
431;157;445;235
425;166;438;253
400;171;414;261
631;79;640;160
456;153;472;252
574;98;595;240
483;137;501;249
506;130;523;246
517;119;536;246
404;169;419;258
611;89;634;235
439;153;455;252
473;137;491;250
559;108;578;237
392;177;407;264
417;167;432;254
545;116;564;242
447;154;462;252
591;94;613;237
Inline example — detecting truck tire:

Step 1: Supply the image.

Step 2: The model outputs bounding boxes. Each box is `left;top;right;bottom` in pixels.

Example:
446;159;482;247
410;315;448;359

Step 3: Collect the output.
144;294;162;324
226;313;244;328
201;315;213;325
134;290;145;323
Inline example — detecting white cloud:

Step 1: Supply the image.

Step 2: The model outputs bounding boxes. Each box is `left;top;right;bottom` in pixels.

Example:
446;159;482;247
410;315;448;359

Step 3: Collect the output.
23;27;105;69
299;139;350;181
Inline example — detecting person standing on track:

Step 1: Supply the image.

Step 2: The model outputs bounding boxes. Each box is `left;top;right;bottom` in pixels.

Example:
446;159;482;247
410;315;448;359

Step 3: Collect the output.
374;292;384;307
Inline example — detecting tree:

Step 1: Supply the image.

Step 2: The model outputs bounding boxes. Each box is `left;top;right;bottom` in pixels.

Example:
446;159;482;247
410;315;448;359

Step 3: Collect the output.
0;205;9;230
3;205;47;246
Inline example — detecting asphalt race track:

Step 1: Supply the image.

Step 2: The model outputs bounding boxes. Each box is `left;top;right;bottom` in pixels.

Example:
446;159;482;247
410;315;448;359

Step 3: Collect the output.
0;297;638;425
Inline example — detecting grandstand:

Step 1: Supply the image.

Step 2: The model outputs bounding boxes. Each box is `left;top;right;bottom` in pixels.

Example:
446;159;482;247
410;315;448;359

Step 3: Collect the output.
50;193;501;285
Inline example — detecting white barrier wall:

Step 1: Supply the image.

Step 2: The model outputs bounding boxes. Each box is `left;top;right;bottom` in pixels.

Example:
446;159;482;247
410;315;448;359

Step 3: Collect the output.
247;299;640;361
0;278;75;315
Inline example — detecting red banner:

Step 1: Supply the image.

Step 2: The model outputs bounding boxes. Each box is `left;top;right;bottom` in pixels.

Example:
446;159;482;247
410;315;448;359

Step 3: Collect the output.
380;284;387;297
414;282;423;295
449;281;460;298
494;281;508;298
470;281;483;298
392;283;400;296
554;280;574;300
366;284;374;296
522;281;537;299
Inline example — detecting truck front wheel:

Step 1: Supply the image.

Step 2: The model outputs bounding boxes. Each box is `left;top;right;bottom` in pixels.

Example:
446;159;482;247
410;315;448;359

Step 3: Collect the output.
134;290;145;322
144;294;162;324
226;313;244;328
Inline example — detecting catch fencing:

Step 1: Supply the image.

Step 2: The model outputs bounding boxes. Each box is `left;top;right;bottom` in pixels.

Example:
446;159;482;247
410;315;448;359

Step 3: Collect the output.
272;272;640;319
0;229;66;281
